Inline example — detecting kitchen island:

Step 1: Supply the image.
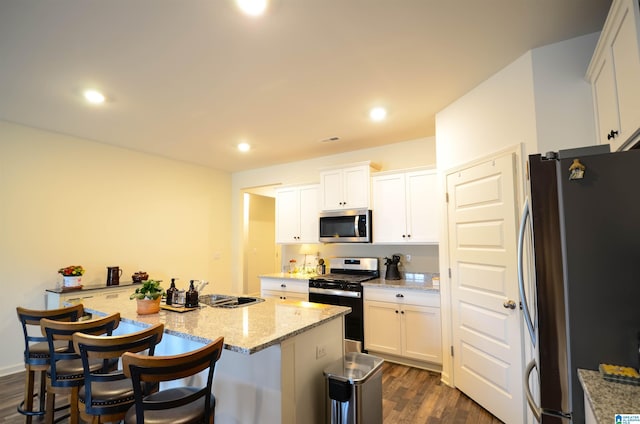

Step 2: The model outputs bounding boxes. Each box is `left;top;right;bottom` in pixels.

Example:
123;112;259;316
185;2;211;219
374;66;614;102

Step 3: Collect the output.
79;295;350;424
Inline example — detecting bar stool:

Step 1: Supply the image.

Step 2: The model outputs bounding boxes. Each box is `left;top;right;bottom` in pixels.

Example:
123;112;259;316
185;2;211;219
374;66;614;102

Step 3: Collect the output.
72;323;165;424
16;304;85;424
122;336;224;424
41;312;121;424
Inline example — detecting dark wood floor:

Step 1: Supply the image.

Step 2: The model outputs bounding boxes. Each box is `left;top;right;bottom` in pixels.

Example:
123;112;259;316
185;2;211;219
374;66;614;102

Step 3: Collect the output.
1;362;502;423
381;362;502;424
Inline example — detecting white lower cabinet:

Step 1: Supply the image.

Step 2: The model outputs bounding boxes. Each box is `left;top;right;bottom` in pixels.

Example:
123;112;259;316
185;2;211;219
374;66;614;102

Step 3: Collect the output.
364;286;441;365
260;277;309;301
46;285;133;309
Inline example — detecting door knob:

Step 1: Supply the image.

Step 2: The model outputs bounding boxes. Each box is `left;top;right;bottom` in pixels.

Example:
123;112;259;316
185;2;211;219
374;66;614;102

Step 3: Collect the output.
503;300;517;309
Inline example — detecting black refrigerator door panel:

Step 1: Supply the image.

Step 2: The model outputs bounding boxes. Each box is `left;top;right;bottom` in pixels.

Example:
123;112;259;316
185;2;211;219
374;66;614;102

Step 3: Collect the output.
556;149;640;422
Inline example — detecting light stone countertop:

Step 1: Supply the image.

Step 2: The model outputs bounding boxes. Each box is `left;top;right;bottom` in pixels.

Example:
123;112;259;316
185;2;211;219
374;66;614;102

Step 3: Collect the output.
79;295;350;355
259;272;317;280
362;273;440;292
46;281;142;294
578;369;640;422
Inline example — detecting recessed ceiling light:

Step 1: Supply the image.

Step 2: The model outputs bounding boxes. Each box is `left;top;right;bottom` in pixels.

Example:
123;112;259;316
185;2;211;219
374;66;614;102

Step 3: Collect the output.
369;107;387;122
238;142;251;152
236;0;268;16
83;89;105;105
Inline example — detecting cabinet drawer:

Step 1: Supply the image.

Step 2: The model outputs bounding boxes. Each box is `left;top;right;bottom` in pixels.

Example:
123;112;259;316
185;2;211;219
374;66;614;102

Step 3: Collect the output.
364;286;440;307
260;278;309;294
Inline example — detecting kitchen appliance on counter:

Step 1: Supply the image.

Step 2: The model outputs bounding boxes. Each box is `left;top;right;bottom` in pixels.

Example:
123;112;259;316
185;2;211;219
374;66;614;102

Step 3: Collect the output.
383;255;401;280
519;146;640;423
319;209;372;243
309;257;379;352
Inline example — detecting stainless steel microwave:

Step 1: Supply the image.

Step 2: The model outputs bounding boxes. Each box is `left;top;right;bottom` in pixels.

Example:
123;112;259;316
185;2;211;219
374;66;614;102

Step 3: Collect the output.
319;209;372;243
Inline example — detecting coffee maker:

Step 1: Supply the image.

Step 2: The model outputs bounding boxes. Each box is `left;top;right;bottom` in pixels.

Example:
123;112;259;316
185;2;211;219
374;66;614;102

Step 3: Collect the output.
384;255;401;280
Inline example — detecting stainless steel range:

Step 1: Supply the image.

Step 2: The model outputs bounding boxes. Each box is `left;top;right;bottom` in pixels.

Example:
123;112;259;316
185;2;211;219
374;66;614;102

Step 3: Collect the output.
308;257;379;352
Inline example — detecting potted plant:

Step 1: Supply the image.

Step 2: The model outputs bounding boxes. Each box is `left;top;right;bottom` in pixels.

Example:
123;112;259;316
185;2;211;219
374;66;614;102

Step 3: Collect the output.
129;279;164;314
58;265;85;288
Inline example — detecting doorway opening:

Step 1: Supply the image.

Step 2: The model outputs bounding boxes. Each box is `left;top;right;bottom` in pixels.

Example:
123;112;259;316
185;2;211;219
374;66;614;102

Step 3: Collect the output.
242;187;279;296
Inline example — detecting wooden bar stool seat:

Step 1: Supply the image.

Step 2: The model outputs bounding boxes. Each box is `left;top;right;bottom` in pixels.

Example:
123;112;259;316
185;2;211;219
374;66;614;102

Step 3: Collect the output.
122;336;224;424
41;313;120;424
16;304;85;424
72;323;165;424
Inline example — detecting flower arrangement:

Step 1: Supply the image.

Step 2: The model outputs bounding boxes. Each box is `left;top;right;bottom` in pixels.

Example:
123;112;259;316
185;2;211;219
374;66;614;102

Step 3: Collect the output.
58;265;85;276
129;279;164;300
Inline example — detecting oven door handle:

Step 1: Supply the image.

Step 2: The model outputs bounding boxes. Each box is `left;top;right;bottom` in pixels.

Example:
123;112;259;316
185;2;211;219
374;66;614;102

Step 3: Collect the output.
309;287;362;298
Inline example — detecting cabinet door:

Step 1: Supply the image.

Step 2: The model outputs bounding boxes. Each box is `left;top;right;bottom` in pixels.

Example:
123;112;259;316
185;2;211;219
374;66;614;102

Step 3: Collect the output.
342;165;370;209
611;0;640;148
275;187;300;243
406;170;439;243
401;304;442;363
320;169;344;211
298;185;319;243
592;56;620;146
588;0;640;150
364;300;401;355
372;173;407;243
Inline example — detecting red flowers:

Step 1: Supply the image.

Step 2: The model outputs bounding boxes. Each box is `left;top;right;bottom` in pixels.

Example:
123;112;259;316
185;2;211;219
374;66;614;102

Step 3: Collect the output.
58;265;85;276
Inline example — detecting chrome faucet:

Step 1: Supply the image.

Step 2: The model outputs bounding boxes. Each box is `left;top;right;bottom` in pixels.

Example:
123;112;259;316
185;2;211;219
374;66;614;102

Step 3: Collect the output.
196;280;209;292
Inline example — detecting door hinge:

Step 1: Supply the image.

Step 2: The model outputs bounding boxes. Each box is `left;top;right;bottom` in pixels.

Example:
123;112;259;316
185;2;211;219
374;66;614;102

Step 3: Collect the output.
450;346;454;357
446;192;449;203
448;268;452;278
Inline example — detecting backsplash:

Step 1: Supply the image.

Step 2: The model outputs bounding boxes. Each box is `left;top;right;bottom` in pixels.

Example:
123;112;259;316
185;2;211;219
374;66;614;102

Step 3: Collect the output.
280;244;439;276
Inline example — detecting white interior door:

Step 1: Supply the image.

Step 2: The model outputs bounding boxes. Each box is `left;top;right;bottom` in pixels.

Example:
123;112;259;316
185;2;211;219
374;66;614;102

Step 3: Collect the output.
446;152;524;423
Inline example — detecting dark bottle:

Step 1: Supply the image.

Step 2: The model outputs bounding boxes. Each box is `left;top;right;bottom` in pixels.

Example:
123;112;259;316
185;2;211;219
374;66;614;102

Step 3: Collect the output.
185;280;199;308
165;278;178;306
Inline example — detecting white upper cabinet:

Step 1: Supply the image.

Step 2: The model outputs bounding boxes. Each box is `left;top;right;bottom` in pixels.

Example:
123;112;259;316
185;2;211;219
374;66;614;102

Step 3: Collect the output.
320;163;374;211
275;184;319;244
372;169;439;244
586;0;640;151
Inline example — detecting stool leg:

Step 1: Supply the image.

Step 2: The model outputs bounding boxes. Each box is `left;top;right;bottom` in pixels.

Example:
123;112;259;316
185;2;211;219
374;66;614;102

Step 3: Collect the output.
69;387;79;424
22;367;34;424
45;380;55;424
38;369;47;413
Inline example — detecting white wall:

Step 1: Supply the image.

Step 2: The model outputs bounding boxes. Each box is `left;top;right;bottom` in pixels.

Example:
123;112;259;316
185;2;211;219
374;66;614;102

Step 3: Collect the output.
0;121;232;374
531;32;600;154
434;33;598;388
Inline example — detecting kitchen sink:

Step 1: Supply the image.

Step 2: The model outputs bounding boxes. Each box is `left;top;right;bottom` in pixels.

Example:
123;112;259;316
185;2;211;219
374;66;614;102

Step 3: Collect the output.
199;294;265;308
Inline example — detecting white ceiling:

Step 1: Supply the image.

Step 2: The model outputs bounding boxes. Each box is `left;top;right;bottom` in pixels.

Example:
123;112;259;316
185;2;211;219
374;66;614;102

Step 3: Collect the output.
0;0;611;172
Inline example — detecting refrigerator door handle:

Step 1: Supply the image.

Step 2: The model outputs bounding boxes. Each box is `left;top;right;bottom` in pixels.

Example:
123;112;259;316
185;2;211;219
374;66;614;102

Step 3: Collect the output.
518;197;536;346
525;359;542;422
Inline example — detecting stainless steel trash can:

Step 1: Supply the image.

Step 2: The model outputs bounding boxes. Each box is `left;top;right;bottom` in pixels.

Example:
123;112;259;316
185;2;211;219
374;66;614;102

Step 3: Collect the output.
324;352;384;424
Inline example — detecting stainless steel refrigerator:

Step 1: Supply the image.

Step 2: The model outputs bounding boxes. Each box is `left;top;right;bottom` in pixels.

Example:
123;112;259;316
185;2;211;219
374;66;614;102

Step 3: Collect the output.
519;145;640;423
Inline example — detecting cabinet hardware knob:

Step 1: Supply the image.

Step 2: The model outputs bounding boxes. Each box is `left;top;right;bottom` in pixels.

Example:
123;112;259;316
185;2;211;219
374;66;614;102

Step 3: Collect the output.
407;234;411;238
396;293;404;298
395;310;399;314
401;311;405;314
281;284;286;288
402;234;406;238
503;300;517;309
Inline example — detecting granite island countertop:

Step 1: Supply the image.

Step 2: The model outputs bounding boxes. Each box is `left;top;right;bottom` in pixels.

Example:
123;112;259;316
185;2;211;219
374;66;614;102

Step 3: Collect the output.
578;369;640;422
362;272;440;292
78;295;350;355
